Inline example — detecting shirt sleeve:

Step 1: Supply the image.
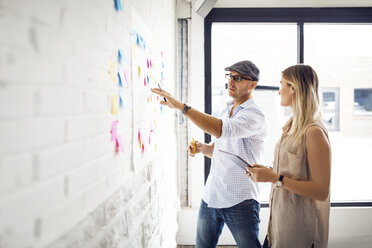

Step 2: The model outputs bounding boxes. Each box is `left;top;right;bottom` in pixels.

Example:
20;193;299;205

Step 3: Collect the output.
219;108;266;139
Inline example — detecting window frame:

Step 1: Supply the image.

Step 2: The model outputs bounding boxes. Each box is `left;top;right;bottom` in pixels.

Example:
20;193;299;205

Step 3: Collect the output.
204;7;372;207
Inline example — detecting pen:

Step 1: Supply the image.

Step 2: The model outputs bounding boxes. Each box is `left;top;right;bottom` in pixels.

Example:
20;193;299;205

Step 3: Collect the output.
192;137;196;154
157;83;167;102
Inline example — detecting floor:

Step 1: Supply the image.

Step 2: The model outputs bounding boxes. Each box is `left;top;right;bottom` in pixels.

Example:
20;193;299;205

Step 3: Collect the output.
178;246;237;248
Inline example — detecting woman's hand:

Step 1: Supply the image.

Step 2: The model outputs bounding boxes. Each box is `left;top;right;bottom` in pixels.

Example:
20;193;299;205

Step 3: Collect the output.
188;141;203;157
246;164;278;183
151;88;183;110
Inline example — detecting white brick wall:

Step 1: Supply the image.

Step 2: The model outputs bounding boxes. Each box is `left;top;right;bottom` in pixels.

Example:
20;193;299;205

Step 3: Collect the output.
0;0;178;247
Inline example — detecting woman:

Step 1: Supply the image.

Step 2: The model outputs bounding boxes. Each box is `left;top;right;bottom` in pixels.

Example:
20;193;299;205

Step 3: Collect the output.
247;65;331;248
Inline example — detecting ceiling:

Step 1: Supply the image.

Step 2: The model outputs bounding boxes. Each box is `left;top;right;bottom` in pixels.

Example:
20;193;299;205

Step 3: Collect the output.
214;0;372;8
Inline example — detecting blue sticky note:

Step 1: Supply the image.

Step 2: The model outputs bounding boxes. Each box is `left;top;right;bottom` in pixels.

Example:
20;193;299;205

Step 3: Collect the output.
118;49;123;63
119;94;124;107
114;0;123;12
118;72;123;87
134;32;146;49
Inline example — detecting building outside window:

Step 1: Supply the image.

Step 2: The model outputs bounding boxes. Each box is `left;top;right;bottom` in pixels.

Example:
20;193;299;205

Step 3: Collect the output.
354;88;372;116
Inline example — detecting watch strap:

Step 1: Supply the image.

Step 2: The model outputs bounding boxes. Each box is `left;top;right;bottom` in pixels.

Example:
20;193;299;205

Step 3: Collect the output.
182;103;191;114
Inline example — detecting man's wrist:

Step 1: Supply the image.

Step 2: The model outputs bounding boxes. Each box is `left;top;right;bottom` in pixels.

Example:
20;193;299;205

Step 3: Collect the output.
182;103;192;114
176;101;184;111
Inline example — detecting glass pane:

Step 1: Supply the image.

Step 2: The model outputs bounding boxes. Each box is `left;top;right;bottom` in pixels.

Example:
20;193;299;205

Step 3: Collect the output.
320;88;339;131
305;24;372;202
354;88;372;116
211;23;297;203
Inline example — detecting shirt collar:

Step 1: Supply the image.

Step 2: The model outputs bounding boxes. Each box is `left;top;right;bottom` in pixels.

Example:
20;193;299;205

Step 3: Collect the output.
226;97;255;109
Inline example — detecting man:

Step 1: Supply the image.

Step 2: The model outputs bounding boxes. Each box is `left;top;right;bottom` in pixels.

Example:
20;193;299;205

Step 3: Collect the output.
151;60;266;248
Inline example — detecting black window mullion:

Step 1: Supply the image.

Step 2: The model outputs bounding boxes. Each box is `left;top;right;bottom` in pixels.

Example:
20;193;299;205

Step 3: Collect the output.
204;18;212;184
298;22;304;64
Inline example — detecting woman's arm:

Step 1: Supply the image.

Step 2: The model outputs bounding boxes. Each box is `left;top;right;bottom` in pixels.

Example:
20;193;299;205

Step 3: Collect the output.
247;126;331;201
284;126;331;201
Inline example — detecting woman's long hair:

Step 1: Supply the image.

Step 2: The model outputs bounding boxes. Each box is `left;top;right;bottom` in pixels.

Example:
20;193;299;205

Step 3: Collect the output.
282;64;322;145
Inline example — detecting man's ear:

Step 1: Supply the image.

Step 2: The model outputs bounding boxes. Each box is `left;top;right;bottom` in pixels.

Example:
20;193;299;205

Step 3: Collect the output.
250;81;258;90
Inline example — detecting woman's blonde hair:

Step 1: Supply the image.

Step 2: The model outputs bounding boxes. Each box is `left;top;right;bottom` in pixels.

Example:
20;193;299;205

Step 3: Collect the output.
282;64;322;145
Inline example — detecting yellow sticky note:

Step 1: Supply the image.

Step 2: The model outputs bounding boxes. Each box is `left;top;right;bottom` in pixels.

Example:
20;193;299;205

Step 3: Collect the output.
108;60;117;82
111;93;119;115
138;66;141;77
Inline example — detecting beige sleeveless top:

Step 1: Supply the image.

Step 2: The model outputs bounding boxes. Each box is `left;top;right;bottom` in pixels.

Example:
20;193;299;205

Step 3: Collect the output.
267;120;330;248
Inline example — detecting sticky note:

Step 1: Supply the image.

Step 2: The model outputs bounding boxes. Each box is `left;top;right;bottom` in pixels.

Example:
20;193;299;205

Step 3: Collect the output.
111;93;119;115
118;72;123;87
123;69;129;87
136;34;146;49
114;0;123;11
138;66;141;77
138;129;142;149
119;94;124;108
118;49;123;63
116;135;125;153
111;120;118;142
108;60;117;82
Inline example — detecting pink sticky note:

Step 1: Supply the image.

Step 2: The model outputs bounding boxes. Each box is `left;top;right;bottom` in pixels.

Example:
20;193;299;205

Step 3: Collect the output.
111;120;118;142
116;135;125;153
123;69;129;87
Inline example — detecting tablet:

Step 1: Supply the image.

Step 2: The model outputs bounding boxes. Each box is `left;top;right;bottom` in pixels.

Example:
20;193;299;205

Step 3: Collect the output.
219;149;252;171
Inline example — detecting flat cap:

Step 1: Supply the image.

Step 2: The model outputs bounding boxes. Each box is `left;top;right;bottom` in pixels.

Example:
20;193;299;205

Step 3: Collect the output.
225;60;260;81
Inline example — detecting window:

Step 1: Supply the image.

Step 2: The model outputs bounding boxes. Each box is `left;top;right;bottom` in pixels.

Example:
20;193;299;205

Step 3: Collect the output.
205;8;372;205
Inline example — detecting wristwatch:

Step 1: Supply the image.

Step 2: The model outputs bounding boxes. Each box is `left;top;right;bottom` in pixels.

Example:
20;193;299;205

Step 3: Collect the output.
275;175;284;187
182;103;191;114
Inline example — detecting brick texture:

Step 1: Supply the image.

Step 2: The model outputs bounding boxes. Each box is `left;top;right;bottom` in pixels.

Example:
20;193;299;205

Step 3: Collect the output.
0;0;178;247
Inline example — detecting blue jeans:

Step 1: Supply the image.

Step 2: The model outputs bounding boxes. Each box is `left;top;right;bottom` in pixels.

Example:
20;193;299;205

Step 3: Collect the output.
196;199;261;248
